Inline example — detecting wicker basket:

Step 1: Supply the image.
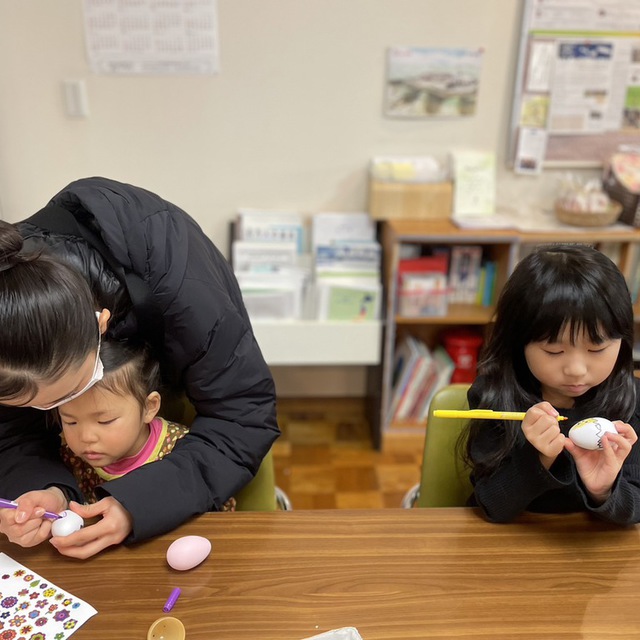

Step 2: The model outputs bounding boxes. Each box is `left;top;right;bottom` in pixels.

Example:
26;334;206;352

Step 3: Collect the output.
555;200;623;227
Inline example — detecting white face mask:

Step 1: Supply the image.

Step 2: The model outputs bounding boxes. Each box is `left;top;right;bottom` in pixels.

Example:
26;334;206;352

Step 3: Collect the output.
31;312;105;410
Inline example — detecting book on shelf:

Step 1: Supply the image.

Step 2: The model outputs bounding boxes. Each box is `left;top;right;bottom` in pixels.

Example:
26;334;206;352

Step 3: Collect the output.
234;271;308;321
311;212;376;251
398;254;449;276
315;242;381;279
628;246;640;304
406;361;439;419
475;260;497;307
236;209;306;254
388;335;424;423
448;245;483;303
398;273;449;317
313;239;382;321
314;279;381;321
417;346;455;421
232;240;298;273
393;340;435;422
389;338;456;424
232;234;311;322
407;357;441;420
397;254;450;317
388;337;456;422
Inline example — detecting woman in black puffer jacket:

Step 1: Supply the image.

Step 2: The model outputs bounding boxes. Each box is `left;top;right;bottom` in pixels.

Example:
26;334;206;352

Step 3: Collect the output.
0;176;279;558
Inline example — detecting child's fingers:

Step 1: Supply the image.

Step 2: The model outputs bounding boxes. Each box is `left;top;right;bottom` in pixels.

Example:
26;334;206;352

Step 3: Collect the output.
604;430;628;446
596;433;632;466
613;422;638;444
67;500;106;519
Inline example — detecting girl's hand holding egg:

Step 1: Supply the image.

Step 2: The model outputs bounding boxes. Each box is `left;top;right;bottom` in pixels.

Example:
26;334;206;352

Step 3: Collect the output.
566;417;636;504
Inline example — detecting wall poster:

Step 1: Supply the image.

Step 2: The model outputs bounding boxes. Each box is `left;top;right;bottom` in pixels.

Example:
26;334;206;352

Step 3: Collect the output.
510;0;640;170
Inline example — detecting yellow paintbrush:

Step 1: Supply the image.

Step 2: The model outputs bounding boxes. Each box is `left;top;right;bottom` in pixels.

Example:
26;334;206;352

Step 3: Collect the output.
433;409;567;421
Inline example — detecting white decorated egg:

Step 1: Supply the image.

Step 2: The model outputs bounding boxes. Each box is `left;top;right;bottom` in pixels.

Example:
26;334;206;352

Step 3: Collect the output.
166;535;212;571
568;417;618;450
51;510;84;537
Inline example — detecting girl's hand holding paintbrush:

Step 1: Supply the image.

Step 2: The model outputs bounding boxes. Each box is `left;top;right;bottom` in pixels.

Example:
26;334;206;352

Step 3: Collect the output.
519;402;568;470
435;403;568;468
435;402;568;468
0;487;67;547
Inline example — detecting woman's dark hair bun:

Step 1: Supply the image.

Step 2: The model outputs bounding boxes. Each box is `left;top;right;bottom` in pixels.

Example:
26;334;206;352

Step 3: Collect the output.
0;220;26;273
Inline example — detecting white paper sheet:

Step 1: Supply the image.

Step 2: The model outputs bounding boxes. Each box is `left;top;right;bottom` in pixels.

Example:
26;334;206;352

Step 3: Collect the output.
0;553;97;638
452;150;496;216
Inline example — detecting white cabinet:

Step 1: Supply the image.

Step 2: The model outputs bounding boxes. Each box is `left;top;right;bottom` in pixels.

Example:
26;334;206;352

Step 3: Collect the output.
252;320;382;366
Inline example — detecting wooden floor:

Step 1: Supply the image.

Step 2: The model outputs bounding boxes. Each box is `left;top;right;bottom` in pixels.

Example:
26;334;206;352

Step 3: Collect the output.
272;397;425;509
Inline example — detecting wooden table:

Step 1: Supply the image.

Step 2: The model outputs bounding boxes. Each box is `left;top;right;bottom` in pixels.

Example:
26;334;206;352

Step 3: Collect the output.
1;508;640;639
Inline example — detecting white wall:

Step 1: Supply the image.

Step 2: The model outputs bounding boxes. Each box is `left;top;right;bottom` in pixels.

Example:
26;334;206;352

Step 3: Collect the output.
0;0;597;396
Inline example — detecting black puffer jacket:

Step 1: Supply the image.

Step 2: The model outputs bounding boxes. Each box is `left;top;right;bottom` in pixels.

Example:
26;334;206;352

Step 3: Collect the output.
0;177;279;541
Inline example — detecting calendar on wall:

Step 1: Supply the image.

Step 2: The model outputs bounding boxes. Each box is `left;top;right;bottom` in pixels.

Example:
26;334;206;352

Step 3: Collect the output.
82;0;219;75
509;0;640;171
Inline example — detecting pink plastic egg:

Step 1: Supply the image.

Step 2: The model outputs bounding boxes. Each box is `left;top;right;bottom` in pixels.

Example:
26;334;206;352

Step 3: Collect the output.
166;535;212;571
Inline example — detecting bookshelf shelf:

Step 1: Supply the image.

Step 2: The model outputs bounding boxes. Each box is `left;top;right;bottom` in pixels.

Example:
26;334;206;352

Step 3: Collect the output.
396;304;495;325
378;218;640;449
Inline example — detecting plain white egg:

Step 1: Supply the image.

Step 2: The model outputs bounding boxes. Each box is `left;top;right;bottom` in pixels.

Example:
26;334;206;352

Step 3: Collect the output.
51;510;84;537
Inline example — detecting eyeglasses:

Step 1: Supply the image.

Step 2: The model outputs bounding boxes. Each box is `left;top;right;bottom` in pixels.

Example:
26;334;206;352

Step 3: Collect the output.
32;313;105;411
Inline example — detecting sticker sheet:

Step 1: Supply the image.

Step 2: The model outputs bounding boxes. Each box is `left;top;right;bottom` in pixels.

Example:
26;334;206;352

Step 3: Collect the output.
0;553;97;639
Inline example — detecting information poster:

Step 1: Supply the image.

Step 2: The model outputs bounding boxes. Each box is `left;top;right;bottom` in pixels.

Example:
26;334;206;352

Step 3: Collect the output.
511;0;640;168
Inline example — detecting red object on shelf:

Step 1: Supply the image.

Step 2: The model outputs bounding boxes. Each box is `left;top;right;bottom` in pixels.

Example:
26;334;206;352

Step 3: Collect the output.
442;329;484;383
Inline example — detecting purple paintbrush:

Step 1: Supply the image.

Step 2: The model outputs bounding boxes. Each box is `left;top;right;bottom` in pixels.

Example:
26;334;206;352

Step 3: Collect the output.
0;498;60;520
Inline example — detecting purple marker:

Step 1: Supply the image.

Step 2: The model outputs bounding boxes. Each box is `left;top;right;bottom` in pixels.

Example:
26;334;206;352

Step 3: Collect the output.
0;498;60;520
163;587;181;613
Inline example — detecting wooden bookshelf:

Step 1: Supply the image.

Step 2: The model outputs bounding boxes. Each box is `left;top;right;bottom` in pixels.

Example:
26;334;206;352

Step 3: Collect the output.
378;218;640;446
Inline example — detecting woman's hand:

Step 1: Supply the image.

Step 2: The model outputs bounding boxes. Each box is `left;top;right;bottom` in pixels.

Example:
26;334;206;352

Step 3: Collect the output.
49;496;133;559
0;487;67;548
521;402;566;469
565;421;637;503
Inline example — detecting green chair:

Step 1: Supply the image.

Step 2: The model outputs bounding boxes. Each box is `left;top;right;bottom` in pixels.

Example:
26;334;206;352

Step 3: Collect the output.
161;392;291;511
233;448;292;511
402;383;473;508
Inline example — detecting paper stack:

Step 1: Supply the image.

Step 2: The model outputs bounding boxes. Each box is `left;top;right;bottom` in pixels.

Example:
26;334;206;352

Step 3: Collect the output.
232;210;310;320
311;212;382;321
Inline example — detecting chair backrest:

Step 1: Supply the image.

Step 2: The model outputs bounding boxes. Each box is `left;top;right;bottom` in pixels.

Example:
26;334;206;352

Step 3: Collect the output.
161;391;277;511
234;450;278;511
416;383;473;508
